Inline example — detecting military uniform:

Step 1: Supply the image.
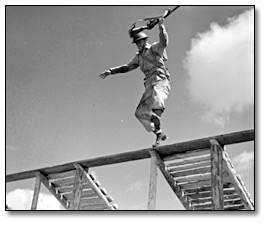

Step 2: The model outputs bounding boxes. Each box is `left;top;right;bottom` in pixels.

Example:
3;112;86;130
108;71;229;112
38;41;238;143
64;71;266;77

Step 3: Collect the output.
109;24;171;139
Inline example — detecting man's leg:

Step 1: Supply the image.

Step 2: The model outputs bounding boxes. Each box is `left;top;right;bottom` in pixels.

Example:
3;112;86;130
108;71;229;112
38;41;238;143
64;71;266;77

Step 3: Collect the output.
151;109;163;133
151;108;167;147
135;101;155;132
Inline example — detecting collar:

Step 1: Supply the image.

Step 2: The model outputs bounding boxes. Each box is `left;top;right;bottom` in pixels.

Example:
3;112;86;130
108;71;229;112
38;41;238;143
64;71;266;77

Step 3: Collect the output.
138;43;151;54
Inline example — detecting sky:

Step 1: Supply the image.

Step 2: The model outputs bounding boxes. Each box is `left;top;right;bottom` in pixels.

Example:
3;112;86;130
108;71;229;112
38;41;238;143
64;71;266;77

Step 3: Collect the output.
5;5;255;211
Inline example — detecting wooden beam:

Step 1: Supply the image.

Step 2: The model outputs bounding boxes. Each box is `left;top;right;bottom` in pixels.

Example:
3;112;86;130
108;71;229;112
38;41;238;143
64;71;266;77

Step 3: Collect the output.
210;139;224;210
150;151;193;210
72;164;84;210
6;129;254;183
31;173;42;210
147;150;158;210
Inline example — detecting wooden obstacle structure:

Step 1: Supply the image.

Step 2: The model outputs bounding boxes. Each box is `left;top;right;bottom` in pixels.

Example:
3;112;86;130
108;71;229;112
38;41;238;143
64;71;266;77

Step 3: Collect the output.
6;129;254;210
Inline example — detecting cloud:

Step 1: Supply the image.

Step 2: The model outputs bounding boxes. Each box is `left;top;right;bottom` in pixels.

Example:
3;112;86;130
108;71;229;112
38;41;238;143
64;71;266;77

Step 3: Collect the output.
183;8;254;126
232;150;254;175
124;180;143;193
6;188;63;210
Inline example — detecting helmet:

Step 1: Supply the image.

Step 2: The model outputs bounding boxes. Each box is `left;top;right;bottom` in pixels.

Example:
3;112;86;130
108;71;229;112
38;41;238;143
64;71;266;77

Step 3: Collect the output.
132;32;148;44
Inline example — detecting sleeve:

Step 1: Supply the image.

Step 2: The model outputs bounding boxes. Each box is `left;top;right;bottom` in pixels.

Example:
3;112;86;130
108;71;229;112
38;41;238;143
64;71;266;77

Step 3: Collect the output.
151;24;169;58
159;24;169;47
110;54;139;74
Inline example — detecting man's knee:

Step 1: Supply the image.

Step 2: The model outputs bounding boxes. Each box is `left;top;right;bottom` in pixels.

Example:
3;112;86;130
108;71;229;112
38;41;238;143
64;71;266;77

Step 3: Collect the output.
135;107;151;119
135;109;140;119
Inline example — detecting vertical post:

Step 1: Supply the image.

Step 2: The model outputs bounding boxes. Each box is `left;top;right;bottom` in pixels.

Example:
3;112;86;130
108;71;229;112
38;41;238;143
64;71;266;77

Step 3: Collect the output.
31;173;42;210
73;164;84;210
148;150;158;210
210;139;224;210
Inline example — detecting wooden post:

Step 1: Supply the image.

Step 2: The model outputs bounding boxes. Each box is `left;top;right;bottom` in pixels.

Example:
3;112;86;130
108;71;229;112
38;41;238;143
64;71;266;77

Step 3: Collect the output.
73;164;84;210
210;139;224;210
31;173;42;210
148;150;158;210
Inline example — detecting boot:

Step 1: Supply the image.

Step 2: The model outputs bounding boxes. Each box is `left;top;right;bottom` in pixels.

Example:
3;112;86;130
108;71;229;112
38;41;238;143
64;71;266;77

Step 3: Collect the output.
153;131;167;148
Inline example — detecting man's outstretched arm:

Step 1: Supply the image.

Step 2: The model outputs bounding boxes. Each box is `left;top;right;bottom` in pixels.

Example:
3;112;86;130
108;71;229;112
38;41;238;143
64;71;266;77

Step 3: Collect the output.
99;57;139;79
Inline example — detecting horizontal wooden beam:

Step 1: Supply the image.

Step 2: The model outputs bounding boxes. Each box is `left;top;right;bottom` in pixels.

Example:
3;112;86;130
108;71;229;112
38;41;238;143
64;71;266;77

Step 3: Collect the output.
6;129;254;183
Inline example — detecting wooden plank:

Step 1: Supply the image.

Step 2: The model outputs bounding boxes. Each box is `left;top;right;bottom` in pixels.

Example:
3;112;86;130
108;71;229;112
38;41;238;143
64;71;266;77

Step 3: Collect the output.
51;177;75;188
179;180;212;190
62;192;74;201
80;204;109;210
194;203;245;210
184;182;234;194
164;149;210;161
224;199;242;206
65;192;98;201
6;129;254;183
224;194;240;200
167;161;210;172
171;166;211;178
222;151;254;210
31;173;42;210
166;155;210;168
175;173;211;184
193;202;211;209
191;196;241;206
147;150;158;210
187;188;236;200
81;189;96;198
80;197;104;207
47;170;76;180
56;186;74;193
166;156;211;168
191;197;212;205
187;192;212;200
210;139;224;210
224;204;245;210
178;172;230;189
82;182;95;190
150;151;194;210
194;206;212;210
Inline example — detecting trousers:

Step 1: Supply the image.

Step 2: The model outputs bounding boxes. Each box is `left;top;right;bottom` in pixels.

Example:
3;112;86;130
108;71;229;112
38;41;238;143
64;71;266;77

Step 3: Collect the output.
135;73;170;132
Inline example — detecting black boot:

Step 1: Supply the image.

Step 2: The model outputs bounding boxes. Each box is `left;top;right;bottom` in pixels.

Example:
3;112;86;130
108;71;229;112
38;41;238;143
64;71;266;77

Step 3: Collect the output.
153;131;167;148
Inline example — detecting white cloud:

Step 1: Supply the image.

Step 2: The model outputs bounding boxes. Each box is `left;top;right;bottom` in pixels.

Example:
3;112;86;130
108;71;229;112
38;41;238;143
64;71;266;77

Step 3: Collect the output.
232;150;254;174
183;8;254;126
6;188;63;210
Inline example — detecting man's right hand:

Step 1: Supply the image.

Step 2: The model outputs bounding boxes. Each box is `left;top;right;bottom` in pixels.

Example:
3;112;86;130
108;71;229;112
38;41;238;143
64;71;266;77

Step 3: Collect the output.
99;70;111;79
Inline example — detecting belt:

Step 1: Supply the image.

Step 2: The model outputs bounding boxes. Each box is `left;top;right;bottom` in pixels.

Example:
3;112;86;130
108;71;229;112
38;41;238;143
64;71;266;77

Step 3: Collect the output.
144;68;170;81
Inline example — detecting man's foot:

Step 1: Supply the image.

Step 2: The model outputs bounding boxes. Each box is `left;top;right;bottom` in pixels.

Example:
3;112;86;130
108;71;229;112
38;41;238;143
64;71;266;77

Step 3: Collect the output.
153;132;167;148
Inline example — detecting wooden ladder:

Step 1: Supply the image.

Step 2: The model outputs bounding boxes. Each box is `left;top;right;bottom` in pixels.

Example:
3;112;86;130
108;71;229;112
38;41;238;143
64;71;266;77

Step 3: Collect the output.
149;139;254;210
31;163;118;210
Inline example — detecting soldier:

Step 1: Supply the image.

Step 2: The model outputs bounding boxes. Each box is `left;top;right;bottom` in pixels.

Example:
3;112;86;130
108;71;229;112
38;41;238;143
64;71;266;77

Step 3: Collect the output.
99;18;171;147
